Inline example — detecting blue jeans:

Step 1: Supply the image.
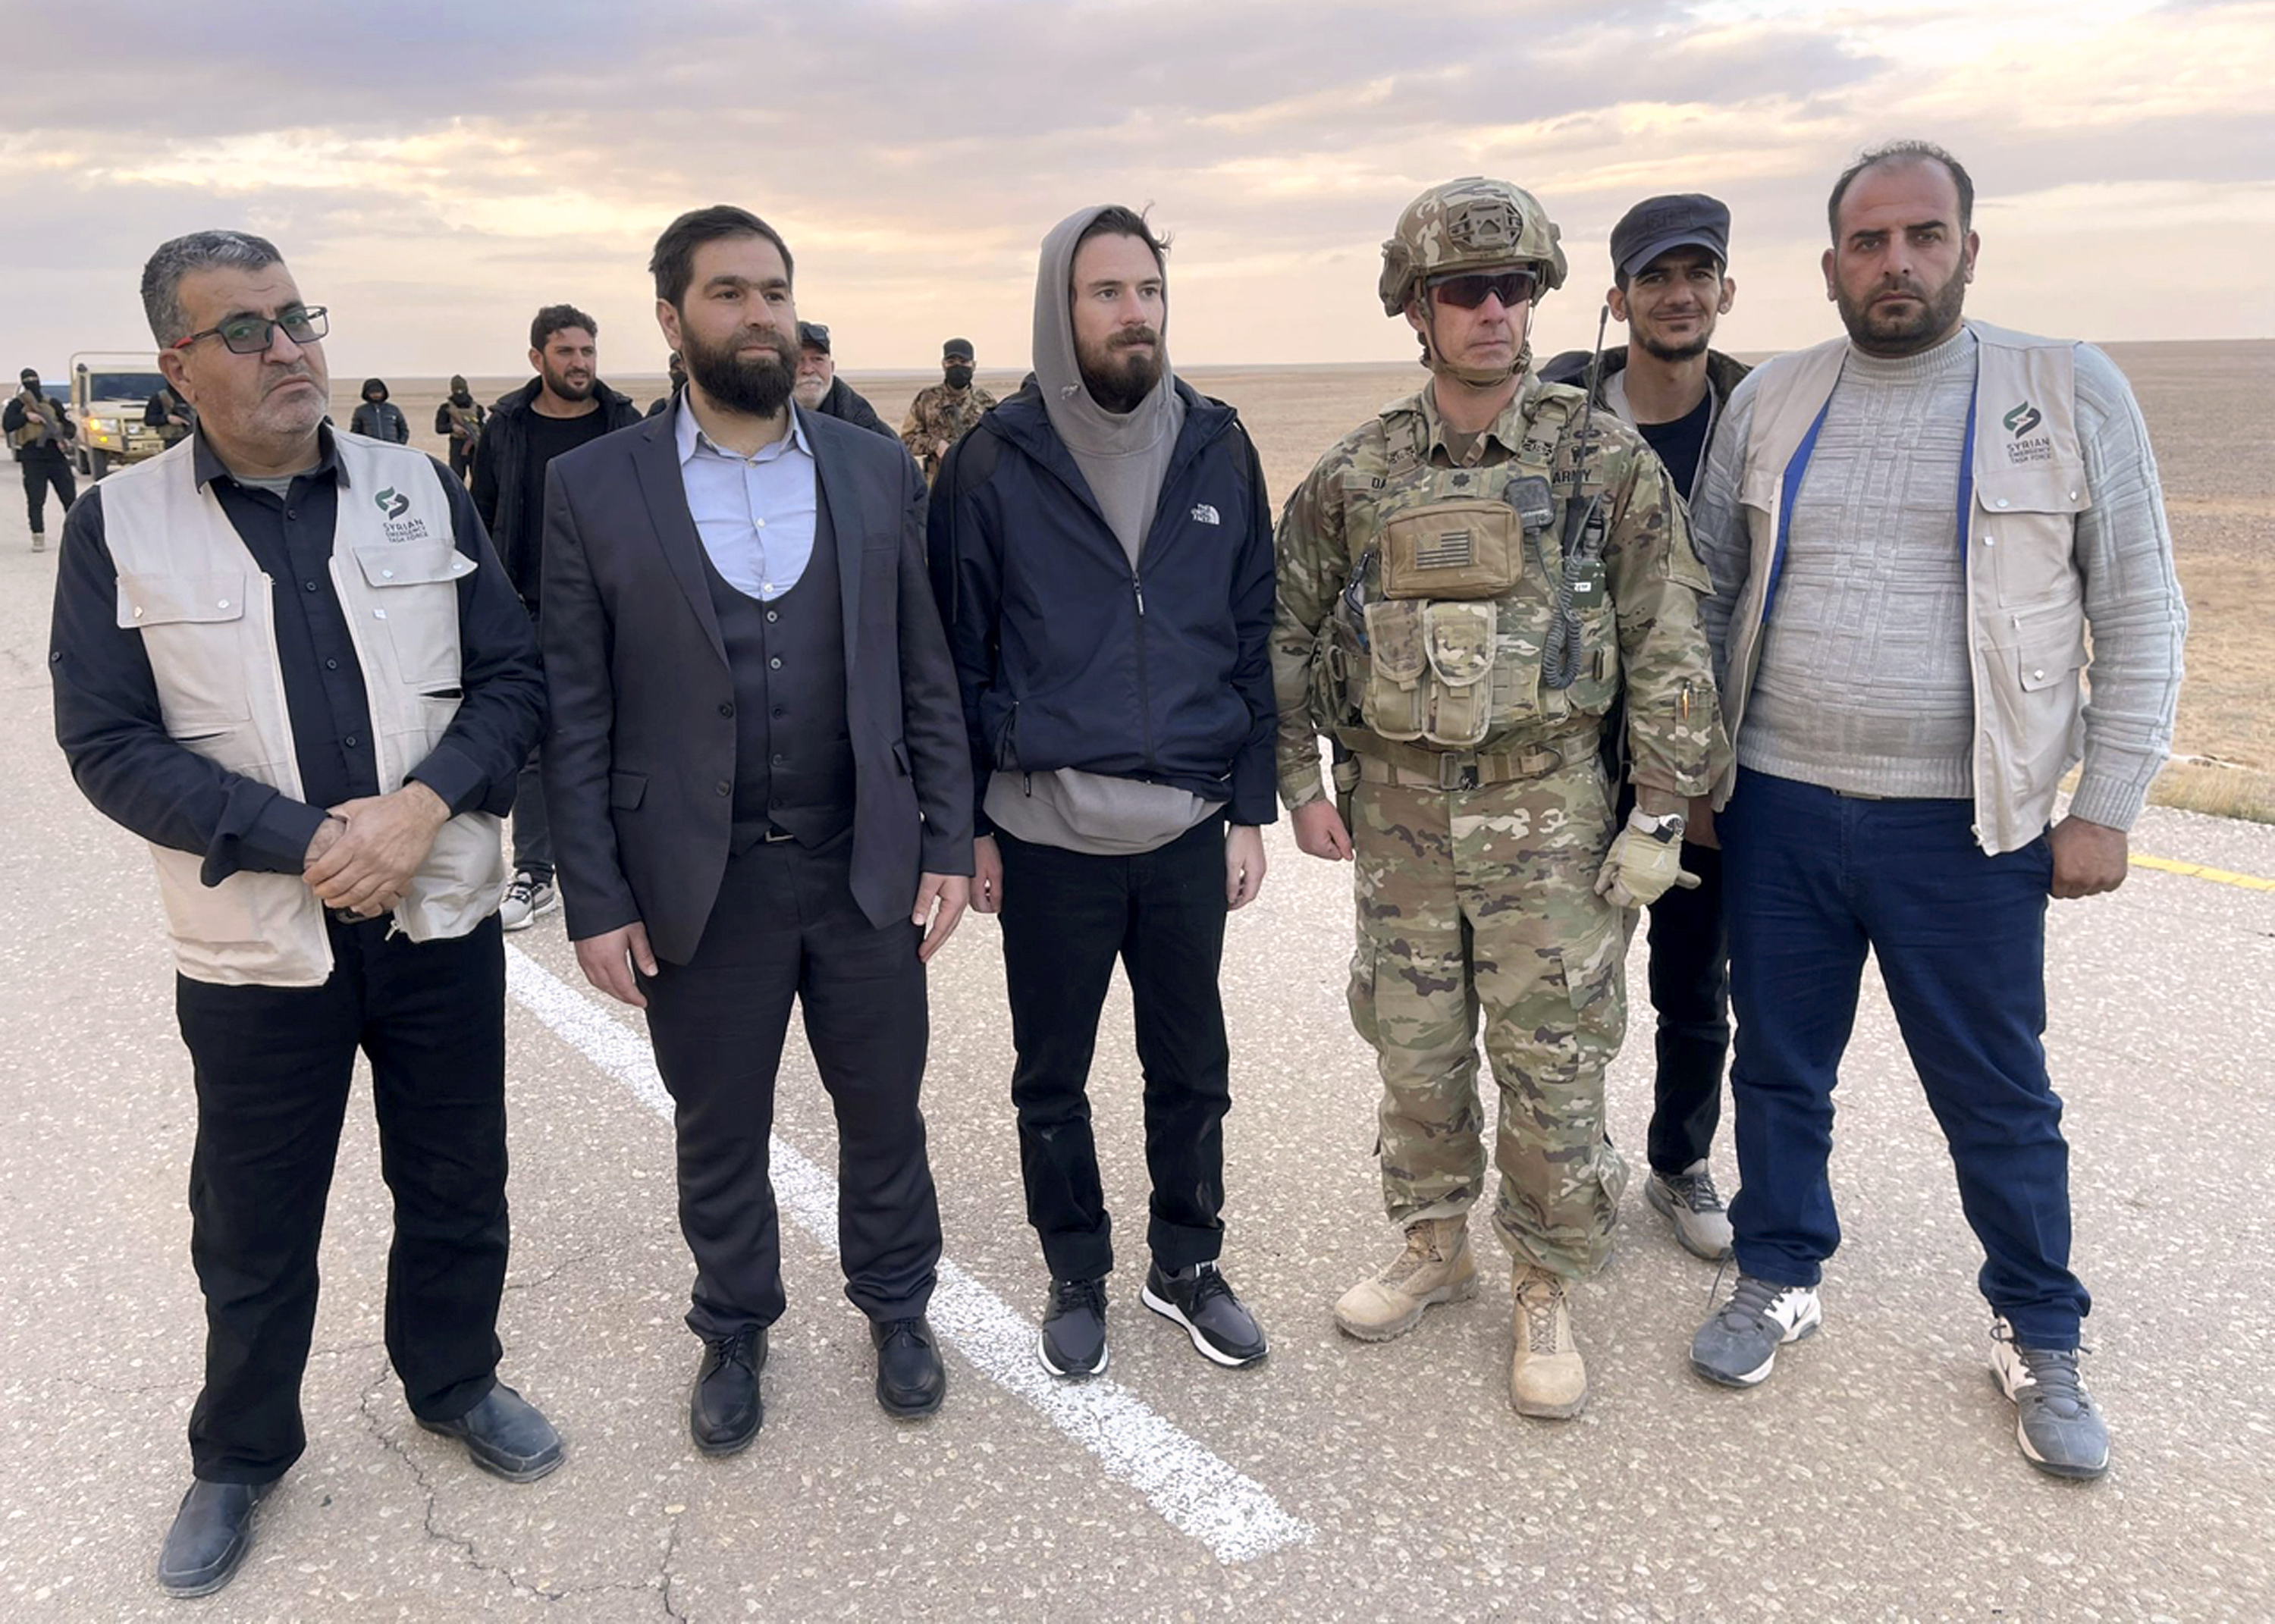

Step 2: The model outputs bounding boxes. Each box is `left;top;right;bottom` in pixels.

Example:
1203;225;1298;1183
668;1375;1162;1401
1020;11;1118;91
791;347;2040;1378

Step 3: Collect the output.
1720;769;2088;1345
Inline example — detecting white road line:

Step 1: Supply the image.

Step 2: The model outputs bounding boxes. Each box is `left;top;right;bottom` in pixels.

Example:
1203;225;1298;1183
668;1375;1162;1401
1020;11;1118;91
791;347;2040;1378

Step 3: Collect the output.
504;944;1314;1566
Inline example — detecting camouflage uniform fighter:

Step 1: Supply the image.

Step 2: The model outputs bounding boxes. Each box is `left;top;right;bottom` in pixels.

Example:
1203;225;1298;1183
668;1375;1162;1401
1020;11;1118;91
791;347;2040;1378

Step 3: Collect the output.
1273;178;1731;1417
899;338;998;483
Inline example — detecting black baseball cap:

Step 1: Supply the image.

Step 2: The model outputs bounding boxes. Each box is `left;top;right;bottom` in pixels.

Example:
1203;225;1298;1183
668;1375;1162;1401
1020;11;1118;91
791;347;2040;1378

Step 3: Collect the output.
797;321;831;353
941;337;974;362
1609;194;1731;278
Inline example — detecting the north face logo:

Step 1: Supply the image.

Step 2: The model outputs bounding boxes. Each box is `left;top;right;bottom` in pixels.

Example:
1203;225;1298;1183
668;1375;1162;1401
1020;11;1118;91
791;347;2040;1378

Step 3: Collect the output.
374;487;411;520
1190;503;1221;525
2004;402;2043;440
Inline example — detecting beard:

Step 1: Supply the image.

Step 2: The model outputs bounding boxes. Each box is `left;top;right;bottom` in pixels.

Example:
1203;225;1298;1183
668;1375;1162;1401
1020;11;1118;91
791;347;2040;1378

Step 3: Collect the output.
1077;328;1163;414
1639;329;1711;363
541;365;594;402
792;373;828;409
1837;262;1969;356
685;322;798;416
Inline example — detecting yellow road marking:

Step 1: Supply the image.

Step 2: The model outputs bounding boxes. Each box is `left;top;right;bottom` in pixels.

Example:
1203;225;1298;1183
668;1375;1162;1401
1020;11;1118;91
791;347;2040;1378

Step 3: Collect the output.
2131;854;2275;893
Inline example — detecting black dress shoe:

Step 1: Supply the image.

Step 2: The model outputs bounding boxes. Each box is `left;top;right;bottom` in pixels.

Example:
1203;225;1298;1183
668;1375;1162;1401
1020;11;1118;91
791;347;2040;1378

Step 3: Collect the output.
690;1328;766;1455
871;1316;946;1419
416;1381;565;1482
157;1478;273;1598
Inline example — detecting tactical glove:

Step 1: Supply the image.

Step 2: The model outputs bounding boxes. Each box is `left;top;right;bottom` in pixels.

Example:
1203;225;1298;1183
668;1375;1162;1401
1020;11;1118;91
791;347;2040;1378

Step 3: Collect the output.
1593;810;1699;910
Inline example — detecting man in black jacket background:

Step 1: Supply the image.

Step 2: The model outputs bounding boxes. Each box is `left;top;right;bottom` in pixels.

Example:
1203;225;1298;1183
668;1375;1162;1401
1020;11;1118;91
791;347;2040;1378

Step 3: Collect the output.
929;204;1277;1381
1539;193;1749;1265
472;304;643;930
792;321;895;440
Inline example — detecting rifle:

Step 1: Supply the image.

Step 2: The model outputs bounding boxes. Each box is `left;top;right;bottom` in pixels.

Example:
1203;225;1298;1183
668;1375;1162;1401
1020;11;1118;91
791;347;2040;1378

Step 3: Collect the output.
1540;304;1612;691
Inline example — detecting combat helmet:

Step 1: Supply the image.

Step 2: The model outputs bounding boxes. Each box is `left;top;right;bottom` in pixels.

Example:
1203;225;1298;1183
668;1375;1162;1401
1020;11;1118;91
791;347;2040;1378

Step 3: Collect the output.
1378;177;1568;316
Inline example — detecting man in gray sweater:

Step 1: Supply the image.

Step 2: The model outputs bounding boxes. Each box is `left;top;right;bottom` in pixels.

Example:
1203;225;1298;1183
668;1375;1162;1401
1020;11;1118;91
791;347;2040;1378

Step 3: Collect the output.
1682;141;2186;1481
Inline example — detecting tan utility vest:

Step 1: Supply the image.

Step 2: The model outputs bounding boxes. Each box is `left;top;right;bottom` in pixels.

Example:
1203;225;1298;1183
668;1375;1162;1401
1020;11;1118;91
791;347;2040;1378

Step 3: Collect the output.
1316;384;1624;767
1715;320;2089;855
100;433;507;986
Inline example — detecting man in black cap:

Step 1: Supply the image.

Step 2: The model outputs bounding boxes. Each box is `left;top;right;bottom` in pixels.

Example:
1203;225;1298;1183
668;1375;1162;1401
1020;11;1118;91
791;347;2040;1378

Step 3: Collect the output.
5;365;77;551
792;321;895;439
1542;193;1748;1268
900;337;996;483
646;352;688;419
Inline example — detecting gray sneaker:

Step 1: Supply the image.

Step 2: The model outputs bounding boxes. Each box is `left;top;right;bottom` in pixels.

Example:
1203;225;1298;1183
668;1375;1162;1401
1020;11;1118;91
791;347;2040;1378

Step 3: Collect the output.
1690;1274;1822;1387
1989;1316;2109;1479
498;871;557;932
1647;1160;1735;1261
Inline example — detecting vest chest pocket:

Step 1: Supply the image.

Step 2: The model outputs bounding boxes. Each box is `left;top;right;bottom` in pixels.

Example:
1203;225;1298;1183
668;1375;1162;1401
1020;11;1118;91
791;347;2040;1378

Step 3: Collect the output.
1380;499;1523;600
352;544;473;690
115;572;255;730
1975;466;2087;610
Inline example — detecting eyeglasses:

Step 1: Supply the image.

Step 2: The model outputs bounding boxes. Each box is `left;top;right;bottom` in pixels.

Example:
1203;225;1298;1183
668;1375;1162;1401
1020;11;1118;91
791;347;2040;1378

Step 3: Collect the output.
171;306;329;356
1427;271;1538;311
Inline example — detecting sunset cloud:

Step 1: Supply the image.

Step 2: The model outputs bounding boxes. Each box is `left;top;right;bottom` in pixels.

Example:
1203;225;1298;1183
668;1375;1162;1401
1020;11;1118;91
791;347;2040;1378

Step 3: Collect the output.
6;0;2269;378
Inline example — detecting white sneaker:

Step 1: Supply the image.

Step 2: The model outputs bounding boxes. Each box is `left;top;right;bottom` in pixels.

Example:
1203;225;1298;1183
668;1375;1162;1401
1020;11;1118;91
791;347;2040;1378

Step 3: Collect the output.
498;871;557;932
1989;1316;2109;1479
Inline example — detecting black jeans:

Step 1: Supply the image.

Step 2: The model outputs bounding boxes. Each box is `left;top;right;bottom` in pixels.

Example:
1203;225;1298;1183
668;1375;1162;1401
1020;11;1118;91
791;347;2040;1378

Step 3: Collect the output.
640;828;940;1337
174;914;510;1484
1616;779;1731;1175
995;817;1232;1282
21;455;74;534
513;746;552;885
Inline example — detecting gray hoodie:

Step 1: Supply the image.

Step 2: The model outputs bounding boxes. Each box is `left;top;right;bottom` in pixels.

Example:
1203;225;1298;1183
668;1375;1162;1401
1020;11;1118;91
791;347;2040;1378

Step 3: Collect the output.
983;205;1220;855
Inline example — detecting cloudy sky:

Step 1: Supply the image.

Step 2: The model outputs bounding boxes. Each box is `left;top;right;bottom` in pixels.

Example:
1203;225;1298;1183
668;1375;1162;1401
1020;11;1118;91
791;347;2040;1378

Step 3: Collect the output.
7;0;2270;381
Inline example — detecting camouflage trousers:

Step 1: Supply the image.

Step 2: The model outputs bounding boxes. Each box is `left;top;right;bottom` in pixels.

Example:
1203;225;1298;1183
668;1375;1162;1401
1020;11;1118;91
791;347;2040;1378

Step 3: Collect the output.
1347;760;1630;1278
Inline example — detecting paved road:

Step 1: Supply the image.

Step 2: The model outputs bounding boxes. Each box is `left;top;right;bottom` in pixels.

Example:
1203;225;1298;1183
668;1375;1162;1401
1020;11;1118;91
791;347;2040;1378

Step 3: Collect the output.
1;497;2269;1622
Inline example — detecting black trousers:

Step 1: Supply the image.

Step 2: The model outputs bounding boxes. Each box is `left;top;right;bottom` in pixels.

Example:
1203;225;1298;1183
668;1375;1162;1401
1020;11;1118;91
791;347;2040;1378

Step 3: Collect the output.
641;828;940;1338
1615;779;1732;1175
21;455;74;533
995;817;1232;1283
174;915;509;1484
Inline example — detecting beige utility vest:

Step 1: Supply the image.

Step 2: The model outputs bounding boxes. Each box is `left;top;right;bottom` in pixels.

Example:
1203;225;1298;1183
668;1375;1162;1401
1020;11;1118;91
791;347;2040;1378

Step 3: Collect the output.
100;433;507;986
1716;320;2089;855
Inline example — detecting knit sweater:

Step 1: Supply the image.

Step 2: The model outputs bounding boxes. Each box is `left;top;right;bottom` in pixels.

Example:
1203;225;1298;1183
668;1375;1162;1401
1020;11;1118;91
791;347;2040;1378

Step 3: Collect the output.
1696;328;2186;828
1740;328;1978;799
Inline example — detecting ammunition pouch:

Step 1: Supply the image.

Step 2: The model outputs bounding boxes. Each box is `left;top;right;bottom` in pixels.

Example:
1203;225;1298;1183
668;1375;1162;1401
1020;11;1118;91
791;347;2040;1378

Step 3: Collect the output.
1360;598;1497;747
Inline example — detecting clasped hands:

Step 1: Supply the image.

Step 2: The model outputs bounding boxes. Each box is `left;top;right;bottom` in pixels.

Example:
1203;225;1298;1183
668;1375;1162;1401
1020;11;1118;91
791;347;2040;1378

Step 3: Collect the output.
301;781;450;920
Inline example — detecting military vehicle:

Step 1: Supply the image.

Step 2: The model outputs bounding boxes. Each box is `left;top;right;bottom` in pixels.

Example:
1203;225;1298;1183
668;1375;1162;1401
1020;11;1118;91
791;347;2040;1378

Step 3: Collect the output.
67;352;171;478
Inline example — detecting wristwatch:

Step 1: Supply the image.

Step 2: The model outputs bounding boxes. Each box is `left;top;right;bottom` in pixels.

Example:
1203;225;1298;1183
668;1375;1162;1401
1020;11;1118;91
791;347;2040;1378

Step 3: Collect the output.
1630;809;1687;844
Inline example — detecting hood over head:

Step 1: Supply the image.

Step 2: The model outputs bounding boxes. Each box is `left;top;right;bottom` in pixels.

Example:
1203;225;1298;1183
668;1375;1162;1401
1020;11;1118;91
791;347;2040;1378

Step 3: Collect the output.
1031;205;1179;466
360;377;389;402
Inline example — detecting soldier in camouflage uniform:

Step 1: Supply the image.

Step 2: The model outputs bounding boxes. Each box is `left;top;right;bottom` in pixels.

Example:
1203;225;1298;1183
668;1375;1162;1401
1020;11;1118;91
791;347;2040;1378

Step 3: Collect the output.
900;337;998;484
1272;177;1731;1417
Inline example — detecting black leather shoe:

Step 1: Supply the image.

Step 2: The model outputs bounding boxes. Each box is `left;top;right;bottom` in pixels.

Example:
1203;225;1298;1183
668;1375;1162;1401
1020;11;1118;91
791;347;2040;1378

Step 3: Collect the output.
690;1328;766;1455
416;1381;565;1482
871;1316;946;1419
157;1478;273;1598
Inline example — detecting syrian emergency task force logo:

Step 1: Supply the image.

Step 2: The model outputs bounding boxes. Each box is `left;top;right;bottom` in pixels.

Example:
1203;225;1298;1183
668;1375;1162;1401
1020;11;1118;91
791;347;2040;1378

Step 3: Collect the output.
372;485;431;541
2001;400;2053;466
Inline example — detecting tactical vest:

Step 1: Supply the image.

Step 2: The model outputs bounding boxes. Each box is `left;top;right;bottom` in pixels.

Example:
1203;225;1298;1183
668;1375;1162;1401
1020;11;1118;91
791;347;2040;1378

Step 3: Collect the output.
98;432;507;986
1313;381;1620;770
1715;320;2091;855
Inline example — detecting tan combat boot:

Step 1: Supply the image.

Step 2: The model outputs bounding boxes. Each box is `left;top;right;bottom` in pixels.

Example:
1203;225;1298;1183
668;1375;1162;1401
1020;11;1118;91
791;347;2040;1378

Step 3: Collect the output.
1332;1217;1476;1342
1508;1264;1588;1419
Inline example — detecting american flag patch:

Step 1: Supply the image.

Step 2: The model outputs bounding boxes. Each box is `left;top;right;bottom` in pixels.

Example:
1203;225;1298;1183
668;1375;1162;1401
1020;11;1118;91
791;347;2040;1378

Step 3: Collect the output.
1416;528;1474;570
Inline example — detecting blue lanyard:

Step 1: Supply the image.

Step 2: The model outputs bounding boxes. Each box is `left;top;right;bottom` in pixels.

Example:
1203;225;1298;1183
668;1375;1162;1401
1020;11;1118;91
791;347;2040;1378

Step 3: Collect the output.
1761;372;1981;625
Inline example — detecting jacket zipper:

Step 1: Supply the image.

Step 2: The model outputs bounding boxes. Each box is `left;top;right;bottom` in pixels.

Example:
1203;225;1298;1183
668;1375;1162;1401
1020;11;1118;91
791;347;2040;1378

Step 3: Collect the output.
1131;569;1157;772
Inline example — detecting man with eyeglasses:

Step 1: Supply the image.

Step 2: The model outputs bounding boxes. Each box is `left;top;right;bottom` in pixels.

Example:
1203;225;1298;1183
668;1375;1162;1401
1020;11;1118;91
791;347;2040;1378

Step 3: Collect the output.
1272;177;1728;1419
48;230;556;1597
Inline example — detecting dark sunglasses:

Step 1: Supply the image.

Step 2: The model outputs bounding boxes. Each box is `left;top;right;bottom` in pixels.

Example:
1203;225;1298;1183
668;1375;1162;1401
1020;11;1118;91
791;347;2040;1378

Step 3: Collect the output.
1428;271;1537;310
171;306;329;356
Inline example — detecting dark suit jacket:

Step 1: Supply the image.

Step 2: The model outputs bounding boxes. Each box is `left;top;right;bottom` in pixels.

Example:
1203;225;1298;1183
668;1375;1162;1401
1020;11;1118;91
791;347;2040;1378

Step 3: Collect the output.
540;406;973;964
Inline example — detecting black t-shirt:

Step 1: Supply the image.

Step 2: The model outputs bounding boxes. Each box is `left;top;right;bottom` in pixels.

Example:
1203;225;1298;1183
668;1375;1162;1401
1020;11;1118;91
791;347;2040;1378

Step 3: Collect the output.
519;408;612;552
1635;389;1714;505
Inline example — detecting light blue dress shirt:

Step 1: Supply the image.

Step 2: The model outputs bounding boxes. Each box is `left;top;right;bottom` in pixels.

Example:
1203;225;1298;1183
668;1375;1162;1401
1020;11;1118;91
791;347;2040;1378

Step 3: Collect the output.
675;398;818;602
